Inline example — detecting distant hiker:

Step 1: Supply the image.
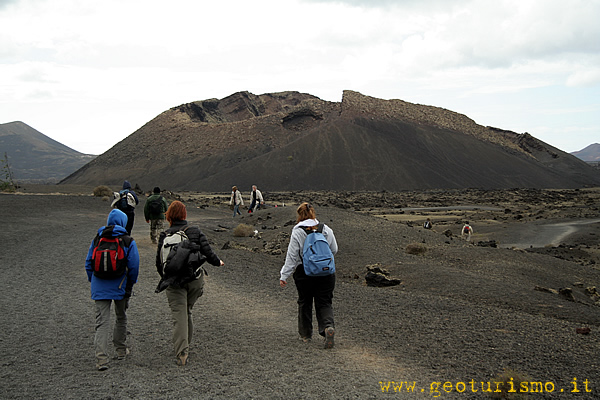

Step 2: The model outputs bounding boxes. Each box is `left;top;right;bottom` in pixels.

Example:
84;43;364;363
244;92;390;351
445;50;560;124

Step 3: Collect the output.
144;186;169;244
155;201;224;366
111;180;139;235
85;209;139;371
230;186;243;217
462;221;473;241
248;185;264;213
423;218;432;229
280;202;338;348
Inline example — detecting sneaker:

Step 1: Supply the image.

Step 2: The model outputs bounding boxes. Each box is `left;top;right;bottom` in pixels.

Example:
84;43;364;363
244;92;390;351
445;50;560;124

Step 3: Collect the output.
324;327;335;349
97;364;109;371
301;336;311;343
116;348;130;360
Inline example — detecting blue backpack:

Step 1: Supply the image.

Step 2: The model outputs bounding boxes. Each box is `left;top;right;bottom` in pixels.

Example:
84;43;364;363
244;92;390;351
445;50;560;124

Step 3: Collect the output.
302;224;335;276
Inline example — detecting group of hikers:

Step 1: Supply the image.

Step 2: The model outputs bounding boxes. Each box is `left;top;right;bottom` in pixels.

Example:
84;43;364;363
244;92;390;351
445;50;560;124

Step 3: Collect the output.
229;185;264;217
423;218;474;241
85;181;337;371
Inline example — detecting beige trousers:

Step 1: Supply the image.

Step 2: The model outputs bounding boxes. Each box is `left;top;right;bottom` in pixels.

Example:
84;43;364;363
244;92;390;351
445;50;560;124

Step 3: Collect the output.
165;277;204;357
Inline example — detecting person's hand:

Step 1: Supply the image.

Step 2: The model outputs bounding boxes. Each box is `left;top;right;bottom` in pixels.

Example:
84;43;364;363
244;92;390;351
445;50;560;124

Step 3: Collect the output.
219;260;225;266
280;280;287;288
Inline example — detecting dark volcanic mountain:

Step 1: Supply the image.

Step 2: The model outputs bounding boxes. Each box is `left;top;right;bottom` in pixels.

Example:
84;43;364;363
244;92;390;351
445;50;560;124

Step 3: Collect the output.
60;91;600;191
571;143;600;162
0;121;95;182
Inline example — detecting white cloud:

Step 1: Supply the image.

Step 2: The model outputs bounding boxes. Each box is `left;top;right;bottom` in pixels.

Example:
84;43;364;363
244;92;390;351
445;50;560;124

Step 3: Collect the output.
0;0;599;154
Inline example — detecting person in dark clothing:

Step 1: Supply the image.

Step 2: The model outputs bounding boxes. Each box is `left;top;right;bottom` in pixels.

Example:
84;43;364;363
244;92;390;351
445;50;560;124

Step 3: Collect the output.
155;200;224;366
279;202;338;348
144;186;169;244
112;180;139;235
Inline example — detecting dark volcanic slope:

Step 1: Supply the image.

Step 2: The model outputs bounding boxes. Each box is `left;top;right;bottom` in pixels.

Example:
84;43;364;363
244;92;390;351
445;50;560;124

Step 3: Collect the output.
60;91;600;191
0;121;95;181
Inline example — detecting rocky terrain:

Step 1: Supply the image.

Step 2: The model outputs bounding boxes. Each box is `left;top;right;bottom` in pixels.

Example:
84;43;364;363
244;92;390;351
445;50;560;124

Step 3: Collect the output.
60;91;600;191
1;184;598;399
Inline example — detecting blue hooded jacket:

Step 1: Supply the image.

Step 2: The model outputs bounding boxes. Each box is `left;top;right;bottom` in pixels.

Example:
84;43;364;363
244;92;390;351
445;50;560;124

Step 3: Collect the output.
85;209;140;300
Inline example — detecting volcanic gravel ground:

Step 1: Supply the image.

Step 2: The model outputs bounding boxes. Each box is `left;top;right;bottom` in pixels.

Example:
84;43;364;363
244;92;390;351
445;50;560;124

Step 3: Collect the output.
1;187;599;399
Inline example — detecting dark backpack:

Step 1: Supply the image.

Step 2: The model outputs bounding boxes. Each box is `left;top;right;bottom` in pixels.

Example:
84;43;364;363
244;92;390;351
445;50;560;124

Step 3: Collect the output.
148;196;163;215
463;225;471;234
116;190;130;211
156;226;206;292
302;224;335;277
91;226;132;279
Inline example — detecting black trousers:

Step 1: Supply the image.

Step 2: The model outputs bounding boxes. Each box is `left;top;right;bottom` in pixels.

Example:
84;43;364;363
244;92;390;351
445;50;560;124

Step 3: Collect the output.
293;266;335;338
124;211;135;235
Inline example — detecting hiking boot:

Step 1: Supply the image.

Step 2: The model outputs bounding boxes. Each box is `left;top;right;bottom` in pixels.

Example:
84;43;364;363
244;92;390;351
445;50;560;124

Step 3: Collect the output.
116;347;130;360
324;327;335;349
97;363;109;371
177;353;188;366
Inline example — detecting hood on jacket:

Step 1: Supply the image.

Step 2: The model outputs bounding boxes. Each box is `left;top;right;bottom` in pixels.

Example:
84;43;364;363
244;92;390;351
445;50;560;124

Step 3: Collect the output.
122;180;132;190
98;209;129;237
294;218;319;229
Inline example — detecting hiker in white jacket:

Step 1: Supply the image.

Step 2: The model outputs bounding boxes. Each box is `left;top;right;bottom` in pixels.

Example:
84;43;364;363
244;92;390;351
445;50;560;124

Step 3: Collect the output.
248;185;264;213
229;186;243;217
279;202;338;348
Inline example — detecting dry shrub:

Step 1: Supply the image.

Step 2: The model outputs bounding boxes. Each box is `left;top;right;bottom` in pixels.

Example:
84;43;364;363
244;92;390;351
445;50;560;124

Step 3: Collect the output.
93;185;113;197
233;223;255;237
489;368;533;399
405;243;427;255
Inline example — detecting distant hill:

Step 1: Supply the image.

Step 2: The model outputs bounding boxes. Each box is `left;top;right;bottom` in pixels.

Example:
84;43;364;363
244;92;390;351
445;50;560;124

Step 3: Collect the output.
571;143;600;162
0;122;96;183
60;90;600;191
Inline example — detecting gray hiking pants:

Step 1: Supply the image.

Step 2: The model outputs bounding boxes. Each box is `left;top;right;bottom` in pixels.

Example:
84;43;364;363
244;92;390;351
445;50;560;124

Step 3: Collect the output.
166;277;204;358
94;299;128;367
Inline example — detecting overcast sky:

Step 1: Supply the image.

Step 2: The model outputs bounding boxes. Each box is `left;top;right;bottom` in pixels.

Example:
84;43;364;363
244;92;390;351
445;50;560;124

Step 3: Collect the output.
1;0;598;155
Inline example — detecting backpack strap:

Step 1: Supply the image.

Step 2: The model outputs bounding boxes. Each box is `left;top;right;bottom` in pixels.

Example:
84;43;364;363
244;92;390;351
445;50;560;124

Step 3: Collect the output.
120;234;133;247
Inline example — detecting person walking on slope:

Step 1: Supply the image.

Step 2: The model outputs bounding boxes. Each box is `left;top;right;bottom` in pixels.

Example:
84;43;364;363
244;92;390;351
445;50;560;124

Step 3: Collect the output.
144;187;169;244
85;209;140;371
155;201;225;366
248;185;264;213
112;180;139;235
280;202;338;348
462;221;473;242
230;186;243;217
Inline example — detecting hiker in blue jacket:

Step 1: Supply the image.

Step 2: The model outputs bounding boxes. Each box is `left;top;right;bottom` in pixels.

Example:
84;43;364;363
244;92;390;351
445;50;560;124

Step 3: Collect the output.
85;209;140;371
280;202;338;348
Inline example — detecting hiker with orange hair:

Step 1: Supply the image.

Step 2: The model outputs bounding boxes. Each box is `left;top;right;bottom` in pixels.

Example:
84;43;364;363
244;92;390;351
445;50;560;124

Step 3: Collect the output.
156;200;225;366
